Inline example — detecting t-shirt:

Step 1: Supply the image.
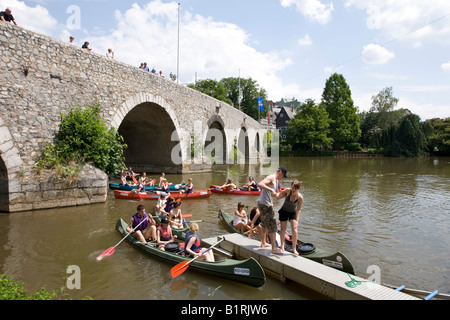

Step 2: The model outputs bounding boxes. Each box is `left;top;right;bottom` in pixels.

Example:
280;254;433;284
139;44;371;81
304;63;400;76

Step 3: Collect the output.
0;11;15;22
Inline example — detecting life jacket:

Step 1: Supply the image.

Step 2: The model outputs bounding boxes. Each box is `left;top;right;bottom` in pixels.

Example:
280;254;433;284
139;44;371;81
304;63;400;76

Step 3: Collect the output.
164;202;174;213
132;213;149;231
157;225;172;241
184;231;201;255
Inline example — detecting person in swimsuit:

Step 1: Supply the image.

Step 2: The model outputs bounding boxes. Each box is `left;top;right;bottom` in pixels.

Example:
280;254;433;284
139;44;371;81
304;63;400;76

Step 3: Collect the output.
220;178;236;191
169;201;184;228
233;202;250;234
276;180;304;255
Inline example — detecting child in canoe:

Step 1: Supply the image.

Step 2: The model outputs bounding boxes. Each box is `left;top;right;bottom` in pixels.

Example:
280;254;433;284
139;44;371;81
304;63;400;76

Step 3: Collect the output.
184;222;215;262
156;216;177;250
233;202;251;234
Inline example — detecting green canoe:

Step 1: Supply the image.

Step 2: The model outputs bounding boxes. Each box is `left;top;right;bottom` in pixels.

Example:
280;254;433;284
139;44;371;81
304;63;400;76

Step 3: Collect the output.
218;210;356;275
115;219;266;287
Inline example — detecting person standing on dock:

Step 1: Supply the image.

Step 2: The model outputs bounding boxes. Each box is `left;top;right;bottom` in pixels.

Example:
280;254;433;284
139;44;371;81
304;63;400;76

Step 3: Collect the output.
277;180;303;255
257;167;287;254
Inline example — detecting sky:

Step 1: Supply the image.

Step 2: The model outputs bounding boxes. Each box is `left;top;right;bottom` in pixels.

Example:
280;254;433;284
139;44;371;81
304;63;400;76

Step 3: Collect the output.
1;0;449;120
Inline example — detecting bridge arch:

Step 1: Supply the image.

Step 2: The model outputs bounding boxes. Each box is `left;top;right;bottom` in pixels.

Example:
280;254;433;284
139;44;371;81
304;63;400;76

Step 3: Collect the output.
238;126;250;161
109;93;186;173
0;116;24;212
205;115;227;165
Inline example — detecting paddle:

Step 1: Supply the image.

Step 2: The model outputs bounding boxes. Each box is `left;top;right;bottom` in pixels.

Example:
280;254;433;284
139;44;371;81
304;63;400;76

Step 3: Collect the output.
155;220;203;226
170;237;225;278
96;215;149;261
152;214;192;219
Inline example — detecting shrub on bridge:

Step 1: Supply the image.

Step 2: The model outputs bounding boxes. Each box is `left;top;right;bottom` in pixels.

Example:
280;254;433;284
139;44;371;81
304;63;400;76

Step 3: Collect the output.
36;102;127;176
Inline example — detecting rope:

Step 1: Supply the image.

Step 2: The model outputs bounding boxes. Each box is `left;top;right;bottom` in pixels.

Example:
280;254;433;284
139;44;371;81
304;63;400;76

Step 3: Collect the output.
345;273;369;288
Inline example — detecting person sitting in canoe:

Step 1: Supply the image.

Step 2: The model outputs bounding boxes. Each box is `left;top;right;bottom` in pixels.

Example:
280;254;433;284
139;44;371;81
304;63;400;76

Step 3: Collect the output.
158;172;166;186
179;178;193;194
159;178;171;193
131;181;146;194
241;176;259;191
120;169;128;186
184;222;215;262
155;193;169;214
233;202;251;234
169;201;184;228
126;204;157;243
162;197;176;216
156;216;177;250
139;173;154;186
220;178;237;191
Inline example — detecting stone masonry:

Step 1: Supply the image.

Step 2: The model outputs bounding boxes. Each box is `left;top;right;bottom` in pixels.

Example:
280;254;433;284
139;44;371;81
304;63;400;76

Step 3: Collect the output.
0;23;269;212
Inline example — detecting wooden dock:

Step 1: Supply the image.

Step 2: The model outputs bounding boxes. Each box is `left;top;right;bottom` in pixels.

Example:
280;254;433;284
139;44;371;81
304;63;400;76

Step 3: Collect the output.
203;233;419;300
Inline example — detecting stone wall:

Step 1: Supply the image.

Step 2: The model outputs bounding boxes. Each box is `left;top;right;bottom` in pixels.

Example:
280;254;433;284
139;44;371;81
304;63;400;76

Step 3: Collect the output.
12;164;108;211
0;23;267;212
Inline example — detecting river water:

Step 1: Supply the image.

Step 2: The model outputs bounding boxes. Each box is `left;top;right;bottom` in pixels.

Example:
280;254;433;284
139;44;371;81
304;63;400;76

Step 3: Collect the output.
0;156;449;300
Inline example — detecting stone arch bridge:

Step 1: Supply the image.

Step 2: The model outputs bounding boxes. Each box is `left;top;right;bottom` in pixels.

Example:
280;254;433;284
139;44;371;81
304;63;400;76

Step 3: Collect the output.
0;24;273;212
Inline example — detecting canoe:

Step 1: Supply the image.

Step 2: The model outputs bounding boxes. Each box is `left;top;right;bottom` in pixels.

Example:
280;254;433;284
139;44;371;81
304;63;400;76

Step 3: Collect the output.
114;189;211;200
115;218;266;287
109;182;186;192
218;209;356;275
209;185;261;195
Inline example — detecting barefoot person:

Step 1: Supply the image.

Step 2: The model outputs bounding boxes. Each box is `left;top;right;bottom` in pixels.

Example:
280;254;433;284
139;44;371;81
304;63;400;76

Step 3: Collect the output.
276;180;303;255
257;167;287;254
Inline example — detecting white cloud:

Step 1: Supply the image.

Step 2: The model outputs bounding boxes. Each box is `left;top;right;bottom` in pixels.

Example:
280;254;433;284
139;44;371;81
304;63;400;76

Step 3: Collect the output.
362;44;395;65
280;0;334;24
298;34;312;46
442;61;450;73
0;0;59;35
85;0;296;100
344;0;450;47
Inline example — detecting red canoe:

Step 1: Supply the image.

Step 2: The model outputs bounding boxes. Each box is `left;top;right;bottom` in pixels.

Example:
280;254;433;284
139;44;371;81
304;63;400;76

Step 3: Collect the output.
114;189;211;200
209;185;261;196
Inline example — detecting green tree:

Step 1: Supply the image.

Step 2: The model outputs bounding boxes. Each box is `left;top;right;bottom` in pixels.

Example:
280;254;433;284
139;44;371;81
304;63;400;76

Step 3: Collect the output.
321;73;361;150
381;114;428;157
370;86;399;114
286;99;332;151
187;79;232;105
425;117;450;155
220;77;268;120
188;77;268;121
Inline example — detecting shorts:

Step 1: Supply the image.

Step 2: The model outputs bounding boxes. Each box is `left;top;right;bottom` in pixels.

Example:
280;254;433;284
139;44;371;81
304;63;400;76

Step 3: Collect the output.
278;208;297;222
257;202;277;233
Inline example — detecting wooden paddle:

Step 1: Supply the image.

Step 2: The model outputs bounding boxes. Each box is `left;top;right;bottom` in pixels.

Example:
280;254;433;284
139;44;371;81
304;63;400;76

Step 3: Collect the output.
96;215;149;261
170;237;225;278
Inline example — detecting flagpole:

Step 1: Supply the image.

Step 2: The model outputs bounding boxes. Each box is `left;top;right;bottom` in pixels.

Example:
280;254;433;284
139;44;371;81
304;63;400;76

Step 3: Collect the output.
238;69;241;111
177;3;180;84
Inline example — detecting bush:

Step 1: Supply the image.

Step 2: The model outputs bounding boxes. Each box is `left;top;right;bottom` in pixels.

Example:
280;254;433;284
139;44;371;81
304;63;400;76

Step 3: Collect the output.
0;274;63;300
36;102;127;176
346;142;363;152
